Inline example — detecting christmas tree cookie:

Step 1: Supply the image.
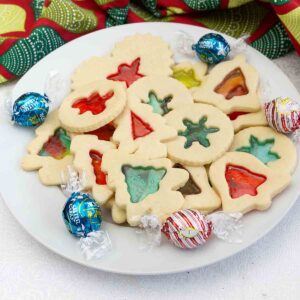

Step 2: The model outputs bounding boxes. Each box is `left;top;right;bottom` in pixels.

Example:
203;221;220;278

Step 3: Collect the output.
70;135;116;204
173;163;221;213
165;104;234;166
71;34;174;90
172;61;207;89
112;99;177;154
192;55;260;114
101;150;189;226
127;76;193;115
209;152;291;213
59;80;126;133
21;110;73;186
230;126;297;174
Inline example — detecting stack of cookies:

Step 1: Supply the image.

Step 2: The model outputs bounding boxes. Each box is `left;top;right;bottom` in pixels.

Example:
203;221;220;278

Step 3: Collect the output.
21;34;297;227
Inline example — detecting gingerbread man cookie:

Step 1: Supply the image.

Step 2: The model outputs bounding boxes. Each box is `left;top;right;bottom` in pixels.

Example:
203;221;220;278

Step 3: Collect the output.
173;163;221;213
71;34;174;90
209;152;291;214
102;150;189;226
192;55;260;114
112;99;177;154
70;135;116;204
230;126;297;174
165;104;234;166
127;76;193;116
172;61;207;89
21;110;73;185
59;80;126;133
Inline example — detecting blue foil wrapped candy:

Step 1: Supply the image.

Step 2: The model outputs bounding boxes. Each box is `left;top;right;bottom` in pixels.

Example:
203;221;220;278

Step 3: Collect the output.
192;33;230;64
62;191;102;238
12;92;49;127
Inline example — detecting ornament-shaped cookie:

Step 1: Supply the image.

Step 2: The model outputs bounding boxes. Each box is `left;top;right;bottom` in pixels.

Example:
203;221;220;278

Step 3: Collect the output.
72;34;174;90
193;55;260;114
112;99;177;154
70;135;115;204
127;76;193;115
172;61;207;89
21;110;73;185
209;152;291;213
228;110;267;132
230;126;297;174
59;80;126;133
173;163;221;213
165;104;234;166
102;150;189;226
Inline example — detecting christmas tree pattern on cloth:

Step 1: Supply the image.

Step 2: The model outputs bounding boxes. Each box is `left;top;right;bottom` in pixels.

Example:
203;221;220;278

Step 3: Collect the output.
101;150;189;226
127;76;193;116
209;152;291;214
59;80;126;133
165;104;234;166
70;135;115;205
230;126;297;174
21;110;73;186
174;163;221;213
71;34;174;90
193;55;260;114
112;99;177;154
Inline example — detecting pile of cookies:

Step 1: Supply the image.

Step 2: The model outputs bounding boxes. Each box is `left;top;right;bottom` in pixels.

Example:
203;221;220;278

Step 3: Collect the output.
21;34;297;227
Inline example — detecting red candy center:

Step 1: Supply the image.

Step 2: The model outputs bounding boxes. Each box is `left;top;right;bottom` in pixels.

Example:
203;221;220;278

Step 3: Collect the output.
89;150;106;185
131;111;153;140
107;57;144;87
225;164;266;199
227;111;249;121
86;123;115;141
72;91;114;115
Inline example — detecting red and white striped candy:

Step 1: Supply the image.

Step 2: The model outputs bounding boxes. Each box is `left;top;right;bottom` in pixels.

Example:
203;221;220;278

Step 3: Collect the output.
264;97;300;134
161;209;212;249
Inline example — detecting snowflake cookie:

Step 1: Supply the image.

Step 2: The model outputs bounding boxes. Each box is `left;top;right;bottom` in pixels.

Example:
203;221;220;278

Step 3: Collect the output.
127;76;193;115
172;61;207;89
192;55;260;114
173;163;221;213
59;80;126;133
101;150;189;226
165;103;234;166
209;152;291;214
21;110;73;185
230;126;297;174
71;34;174;90
70;135;116;204
112;99;177;154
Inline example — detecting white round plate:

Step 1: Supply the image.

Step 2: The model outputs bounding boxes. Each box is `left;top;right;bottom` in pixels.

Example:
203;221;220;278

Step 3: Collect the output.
0;23;299;275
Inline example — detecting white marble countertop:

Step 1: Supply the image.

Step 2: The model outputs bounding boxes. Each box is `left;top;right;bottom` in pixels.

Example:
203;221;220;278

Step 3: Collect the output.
0;52;299;300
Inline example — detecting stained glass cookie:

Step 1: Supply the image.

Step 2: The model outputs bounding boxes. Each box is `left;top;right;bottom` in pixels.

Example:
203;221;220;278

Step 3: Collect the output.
165;104;234;166
173;163;221;213
127;76;193;115
172;61;207;89
230;126;297;174
21;110;73;185
59;80;126;133
192;55;260;114
101;150;189;226
71;34;174;90
209;152;291;214
70;135;116;204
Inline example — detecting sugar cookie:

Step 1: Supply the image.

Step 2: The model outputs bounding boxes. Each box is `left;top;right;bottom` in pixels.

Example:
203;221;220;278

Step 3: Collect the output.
209;152;291;214
165;104;234;166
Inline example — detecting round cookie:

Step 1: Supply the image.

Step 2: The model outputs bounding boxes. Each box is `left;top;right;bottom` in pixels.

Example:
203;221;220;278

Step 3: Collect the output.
127;76;193;116
192;55;260;114
59;80;126;133
209;152;291;214
230;126;297;174
165;104;234;166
